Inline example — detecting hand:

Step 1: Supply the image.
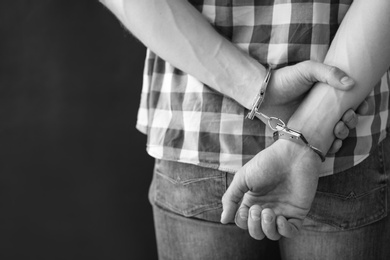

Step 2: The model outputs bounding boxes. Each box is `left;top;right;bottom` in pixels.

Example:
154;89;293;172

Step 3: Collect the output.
329;100;369;154
262;60;355;119
259;60;369;154
220;140;321;240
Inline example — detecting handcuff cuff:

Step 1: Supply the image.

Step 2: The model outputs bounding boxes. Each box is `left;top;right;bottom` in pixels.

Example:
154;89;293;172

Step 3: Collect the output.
257;112;326;162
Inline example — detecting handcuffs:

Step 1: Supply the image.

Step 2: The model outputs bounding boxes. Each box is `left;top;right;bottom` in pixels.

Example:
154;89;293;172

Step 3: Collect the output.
246;66;326;162
260;112;326;162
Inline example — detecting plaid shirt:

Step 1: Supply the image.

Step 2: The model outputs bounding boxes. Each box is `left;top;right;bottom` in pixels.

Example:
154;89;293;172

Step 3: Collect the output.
136;0;390;176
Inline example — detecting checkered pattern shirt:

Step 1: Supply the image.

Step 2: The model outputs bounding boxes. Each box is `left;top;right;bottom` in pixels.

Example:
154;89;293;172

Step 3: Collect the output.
136;0;390;176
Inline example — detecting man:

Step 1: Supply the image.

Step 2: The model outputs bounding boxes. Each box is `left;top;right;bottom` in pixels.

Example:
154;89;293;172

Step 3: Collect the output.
101;0;390;259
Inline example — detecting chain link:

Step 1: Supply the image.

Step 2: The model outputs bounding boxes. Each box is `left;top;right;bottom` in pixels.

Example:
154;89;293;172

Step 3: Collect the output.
255;112;286;131
256;112;326;162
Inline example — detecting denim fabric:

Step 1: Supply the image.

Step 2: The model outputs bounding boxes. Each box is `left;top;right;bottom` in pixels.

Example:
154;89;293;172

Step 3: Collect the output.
149;137;390;260
279;136;390;260
149;161;280;260
150;202;280;260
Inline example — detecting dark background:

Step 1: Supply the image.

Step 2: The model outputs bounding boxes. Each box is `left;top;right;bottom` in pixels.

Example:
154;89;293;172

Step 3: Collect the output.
0;1;157;259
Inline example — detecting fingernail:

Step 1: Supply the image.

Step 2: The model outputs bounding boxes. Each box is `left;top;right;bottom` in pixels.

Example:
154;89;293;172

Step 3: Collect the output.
263;213;273;223
340;76;354;85
250;210;261;221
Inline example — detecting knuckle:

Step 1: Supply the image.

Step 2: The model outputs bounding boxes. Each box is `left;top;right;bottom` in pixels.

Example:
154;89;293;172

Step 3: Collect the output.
297;61;312;76
345;113;358;128
327;65;340;78
263;227;280;241
343;110;355;124
221;194;229;205
300;60;312;68
227;191;241;204
349;117;358;128
222;191;237;206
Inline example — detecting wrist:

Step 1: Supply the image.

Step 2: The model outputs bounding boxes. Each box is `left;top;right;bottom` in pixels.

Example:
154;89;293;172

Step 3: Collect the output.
287;119;331;155
287;83;344;154
274;124;326;163
276;139;323;166
261;68;282;107
237;63;268;110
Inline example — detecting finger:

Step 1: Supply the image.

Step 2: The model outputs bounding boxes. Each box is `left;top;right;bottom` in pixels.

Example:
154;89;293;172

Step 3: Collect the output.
341;109;358;129
221;170;250;224
356;100;369;115
333;121;349;139
328;139;342;154
235;204;249;230
300;61;355;90
247;205;265;240
261;208;281;241
276;216;301;238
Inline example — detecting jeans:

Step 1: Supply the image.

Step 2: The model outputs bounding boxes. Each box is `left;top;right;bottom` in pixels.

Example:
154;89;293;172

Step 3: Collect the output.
148;137;390;260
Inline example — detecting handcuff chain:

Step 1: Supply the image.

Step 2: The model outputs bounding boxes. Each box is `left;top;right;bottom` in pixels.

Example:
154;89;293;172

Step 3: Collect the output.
255;112;286;131
254;111;326;162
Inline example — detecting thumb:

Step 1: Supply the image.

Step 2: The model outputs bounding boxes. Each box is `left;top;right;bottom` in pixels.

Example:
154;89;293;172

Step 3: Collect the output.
299;61;355;91
220;169;250;224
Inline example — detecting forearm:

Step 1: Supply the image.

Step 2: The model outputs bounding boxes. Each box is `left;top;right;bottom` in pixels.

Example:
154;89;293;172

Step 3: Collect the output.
100;0;265;109
288;0;390;154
